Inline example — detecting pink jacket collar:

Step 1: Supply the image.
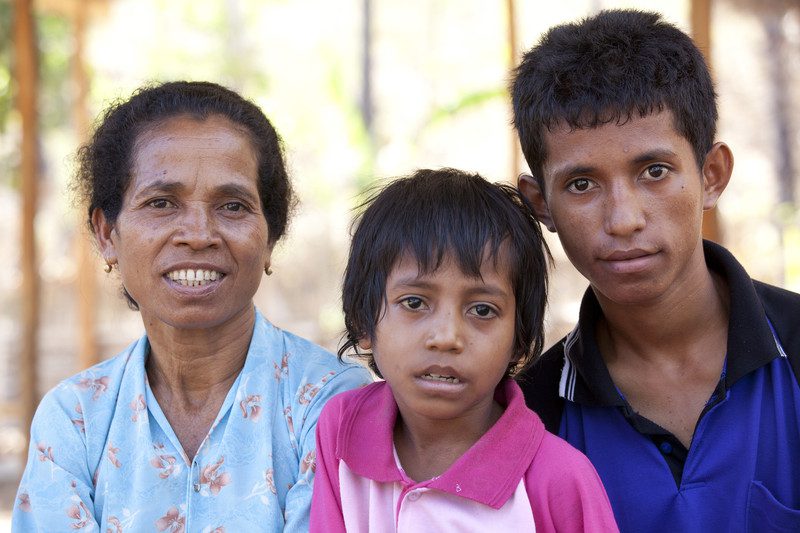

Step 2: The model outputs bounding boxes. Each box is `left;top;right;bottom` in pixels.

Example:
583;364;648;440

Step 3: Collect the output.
336;378;546;509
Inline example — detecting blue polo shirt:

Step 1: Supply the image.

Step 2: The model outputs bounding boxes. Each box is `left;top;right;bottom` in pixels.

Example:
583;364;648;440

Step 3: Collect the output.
519;241;800;532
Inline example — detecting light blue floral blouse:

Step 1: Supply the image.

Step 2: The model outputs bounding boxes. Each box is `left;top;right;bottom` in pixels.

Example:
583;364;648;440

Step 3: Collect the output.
12;309;372;532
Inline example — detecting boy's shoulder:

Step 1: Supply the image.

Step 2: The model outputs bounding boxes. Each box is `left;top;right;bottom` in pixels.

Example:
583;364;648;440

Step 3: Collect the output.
516;343;566;434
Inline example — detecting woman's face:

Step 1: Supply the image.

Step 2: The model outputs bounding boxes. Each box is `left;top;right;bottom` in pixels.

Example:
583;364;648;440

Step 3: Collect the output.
93;114;272;331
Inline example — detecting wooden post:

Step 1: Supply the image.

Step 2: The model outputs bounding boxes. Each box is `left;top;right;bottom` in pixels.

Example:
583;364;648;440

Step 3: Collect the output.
13;0;41;457
506;0;520;180
691;0;722;243
71;0;100;370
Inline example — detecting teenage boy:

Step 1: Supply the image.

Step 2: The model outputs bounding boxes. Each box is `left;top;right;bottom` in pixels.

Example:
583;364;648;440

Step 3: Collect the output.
511;9;800;532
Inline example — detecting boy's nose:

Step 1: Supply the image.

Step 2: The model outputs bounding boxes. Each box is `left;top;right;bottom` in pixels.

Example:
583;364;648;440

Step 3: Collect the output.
425;310;465;353
603;184;646;237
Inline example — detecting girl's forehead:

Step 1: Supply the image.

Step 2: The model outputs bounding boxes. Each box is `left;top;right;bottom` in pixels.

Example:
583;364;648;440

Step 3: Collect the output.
389;246;512;281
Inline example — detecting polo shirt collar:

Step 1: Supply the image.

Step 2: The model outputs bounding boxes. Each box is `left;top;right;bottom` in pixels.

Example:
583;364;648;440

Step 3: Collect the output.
560;240;782;406
338;379;545;509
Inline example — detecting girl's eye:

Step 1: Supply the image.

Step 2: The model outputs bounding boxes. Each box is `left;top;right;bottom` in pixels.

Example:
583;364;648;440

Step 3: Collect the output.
469;304;496;318
567;178;594;193
148;199;174;209
400;297;424;310
645;165;668;180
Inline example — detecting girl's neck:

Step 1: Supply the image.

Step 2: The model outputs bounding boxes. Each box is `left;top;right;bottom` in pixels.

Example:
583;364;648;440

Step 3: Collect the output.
393;398;503;482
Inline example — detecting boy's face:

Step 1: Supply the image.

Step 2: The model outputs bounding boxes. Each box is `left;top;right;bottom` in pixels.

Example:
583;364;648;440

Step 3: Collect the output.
519;110;731;307
361;251;516;426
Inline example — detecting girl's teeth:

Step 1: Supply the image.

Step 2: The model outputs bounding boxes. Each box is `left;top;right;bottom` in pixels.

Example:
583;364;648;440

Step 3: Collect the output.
422;373;460;383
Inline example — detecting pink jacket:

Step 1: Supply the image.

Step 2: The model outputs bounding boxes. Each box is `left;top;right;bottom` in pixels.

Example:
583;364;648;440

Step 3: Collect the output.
310;379;618;532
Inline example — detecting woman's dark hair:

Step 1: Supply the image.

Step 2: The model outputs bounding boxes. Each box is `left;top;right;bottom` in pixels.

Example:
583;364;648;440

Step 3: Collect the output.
340;168;551;377
75;81;294;309
76;80;294;244
511;9;717;183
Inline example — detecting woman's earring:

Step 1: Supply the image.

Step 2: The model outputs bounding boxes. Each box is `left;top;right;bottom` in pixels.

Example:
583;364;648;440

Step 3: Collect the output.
264;266;273;276
104;263;113;273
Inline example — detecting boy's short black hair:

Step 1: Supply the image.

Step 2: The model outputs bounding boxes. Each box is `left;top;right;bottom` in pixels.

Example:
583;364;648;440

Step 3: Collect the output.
511;9;717;182
340;168;551;377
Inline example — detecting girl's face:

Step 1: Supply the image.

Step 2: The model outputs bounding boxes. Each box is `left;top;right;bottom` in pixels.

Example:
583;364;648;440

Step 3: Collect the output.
361;250;517;429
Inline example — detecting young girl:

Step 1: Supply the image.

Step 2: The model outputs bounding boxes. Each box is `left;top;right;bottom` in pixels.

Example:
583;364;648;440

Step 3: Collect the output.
310;168;618;532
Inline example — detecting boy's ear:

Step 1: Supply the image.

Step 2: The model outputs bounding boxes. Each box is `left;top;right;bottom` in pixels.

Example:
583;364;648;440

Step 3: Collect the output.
701;142;733;210
518;173;556;232
91;207;118;266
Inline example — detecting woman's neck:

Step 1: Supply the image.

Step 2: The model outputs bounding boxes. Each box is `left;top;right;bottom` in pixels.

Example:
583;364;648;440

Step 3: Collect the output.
143;305;256;406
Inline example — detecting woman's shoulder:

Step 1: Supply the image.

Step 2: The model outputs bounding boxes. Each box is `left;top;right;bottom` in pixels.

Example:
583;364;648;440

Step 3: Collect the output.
42;335;147;406
251;310;372;385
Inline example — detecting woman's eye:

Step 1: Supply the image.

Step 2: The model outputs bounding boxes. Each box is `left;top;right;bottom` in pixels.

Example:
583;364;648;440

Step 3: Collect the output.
222;202;245;212
567;178;593;193
148;199;173;209
646;165;668;179
401;297;424;310
470;304;496;318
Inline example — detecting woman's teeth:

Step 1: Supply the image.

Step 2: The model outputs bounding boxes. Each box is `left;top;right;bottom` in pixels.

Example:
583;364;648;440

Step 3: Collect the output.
167;269;222;287
422;373;460;384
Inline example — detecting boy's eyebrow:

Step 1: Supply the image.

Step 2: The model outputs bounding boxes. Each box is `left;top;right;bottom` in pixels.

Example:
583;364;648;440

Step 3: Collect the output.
632;149;679;164
549;149;680;179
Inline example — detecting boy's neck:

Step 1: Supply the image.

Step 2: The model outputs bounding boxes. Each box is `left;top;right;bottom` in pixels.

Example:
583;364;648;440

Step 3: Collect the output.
596;260;730;365
393;399;503;483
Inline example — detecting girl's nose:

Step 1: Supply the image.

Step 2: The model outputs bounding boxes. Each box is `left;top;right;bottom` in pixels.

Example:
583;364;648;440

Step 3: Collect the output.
424;310;465;353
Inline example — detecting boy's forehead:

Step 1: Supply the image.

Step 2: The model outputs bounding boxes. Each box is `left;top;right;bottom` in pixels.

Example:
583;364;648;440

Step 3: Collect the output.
540;110;686;175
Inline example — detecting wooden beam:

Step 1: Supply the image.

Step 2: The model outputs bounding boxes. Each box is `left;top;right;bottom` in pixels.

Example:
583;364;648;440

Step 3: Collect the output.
506;0;520;180
71;0;100;370
691;0;722;244
13;0;41;458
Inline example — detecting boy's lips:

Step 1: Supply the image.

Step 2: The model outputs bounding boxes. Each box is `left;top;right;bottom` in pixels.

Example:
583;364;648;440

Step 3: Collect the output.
602;248;656;261
599;248;660;274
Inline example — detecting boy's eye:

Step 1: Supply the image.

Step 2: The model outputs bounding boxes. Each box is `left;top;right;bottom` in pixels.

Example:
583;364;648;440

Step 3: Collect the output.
400;297;425;310
148;198;174;209
567;178;594;193
469;304;496;318
645;165;668;180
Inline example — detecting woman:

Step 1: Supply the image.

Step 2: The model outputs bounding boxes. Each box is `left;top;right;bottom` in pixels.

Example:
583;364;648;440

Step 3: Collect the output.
12;81;372;532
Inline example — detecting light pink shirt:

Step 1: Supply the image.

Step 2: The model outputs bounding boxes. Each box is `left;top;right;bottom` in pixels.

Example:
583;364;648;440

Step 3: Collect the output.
311;379;619;532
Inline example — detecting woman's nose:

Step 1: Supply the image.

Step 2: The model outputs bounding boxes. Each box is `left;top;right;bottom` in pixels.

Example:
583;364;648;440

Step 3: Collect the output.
172;205;221;249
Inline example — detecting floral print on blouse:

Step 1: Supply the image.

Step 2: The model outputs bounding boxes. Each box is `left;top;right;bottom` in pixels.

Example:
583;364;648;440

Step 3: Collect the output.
12;309;372;532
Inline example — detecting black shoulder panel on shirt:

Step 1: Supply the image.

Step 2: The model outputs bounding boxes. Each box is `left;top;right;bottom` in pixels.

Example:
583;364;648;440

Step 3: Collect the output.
516;342;566;434
755;280;800;385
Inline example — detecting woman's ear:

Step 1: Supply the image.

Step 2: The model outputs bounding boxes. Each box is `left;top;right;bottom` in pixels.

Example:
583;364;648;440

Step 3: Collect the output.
701;142;734;210
518;173;556;232
91;207;118;266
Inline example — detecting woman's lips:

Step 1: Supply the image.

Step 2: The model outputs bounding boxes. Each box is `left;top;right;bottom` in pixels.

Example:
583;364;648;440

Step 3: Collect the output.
165;268;225;287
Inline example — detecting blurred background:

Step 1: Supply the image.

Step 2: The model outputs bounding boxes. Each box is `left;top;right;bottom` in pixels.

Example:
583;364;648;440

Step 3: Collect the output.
1;0;799;525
